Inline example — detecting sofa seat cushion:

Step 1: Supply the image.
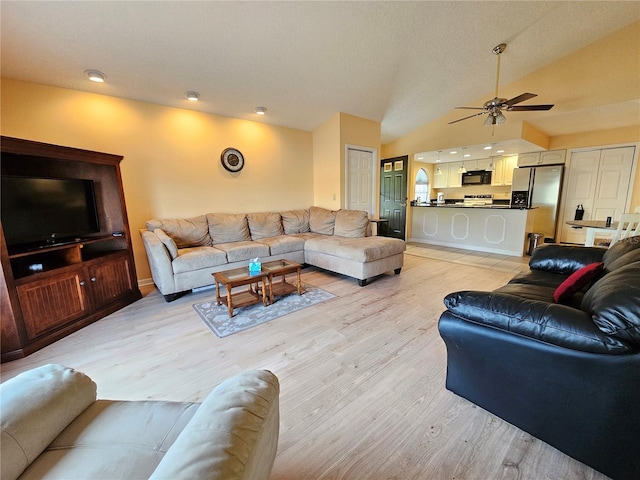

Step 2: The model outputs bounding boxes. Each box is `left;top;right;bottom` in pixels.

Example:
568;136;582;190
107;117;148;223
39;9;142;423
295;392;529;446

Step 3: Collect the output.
207;213;251;244
281;209;310;234
255;235;306;256
18;400;199;480
215;241;270;263
172;247;228;274
334;209;369;238
147;216;212;248
508;270;569;289
443;291;632;354
304;236;405;262
247;212;284;240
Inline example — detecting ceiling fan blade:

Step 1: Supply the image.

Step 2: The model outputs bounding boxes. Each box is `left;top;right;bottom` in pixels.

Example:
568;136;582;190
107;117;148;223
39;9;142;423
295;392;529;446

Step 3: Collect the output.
448;111;489;124
504;92;537;106
509;104;554;111
454;106;485;110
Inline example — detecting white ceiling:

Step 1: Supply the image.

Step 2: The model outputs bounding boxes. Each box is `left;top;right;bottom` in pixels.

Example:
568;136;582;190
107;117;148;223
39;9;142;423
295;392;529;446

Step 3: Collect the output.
1;1;639;144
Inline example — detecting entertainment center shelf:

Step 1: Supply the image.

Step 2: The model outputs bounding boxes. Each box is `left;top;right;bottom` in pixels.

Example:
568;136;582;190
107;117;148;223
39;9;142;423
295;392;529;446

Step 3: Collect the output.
1;136;142;363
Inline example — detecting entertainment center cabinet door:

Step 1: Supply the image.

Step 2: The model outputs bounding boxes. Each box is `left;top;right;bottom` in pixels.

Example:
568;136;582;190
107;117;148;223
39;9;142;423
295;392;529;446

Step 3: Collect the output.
86;254;135;310
16;269;90;340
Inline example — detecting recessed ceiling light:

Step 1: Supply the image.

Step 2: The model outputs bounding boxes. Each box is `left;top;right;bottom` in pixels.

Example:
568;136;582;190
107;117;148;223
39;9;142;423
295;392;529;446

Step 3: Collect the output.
185;91;200;102
484;145;493;150
85;70;105;83
496;149;505;154
417;156;424;160
255;106;267;115
449;150;458;155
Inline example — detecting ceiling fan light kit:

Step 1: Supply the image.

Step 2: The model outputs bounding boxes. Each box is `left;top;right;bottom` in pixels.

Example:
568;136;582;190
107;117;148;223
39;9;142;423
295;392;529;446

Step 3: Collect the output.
449;43;554;126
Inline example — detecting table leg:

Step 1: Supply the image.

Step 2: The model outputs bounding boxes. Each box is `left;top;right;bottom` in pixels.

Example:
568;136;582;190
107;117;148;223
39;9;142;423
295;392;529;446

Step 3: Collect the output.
296;267;302;295
585;228;596;247
261;276;268;306
226;287;234;318
216;280;222;306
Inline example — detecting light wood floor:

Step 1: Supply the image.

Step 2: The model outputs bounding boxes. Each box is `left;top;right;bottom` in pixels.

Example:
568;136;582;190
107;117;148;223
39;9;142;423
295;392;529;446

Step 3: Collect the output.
1;245;609;480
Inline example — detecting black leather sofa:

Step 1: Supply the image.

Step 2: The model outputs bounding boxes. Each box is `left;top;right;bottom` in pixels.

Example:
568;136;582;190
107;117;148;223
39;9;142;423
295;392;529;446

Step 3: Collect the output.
438;236;640;480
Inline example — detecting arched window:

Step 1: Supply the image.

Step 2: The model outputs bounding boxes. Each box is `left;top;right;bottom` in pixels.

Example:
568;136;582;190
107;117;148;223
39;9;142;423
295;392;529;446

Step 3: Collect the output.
414;168;429;203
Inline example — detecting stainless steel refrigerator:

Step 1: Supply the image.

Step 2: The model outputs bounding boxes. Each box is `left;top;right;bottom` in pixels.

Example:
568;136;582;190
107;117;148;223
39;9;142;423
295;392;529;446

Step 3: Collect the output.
510;165;564;241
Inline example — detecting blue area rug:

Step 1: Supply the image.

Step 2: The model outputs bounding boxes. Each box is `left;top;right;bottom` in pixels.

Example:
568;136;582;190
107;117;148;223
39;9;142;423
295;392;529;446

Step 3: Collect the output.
192;284;336;338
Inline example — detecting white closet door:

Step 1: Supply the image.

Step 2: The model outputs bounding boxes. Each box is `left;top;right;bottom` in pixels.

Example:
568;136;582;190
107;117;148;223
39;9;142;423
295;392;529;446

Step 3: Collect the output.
346;147;375;214
559;146;635;244
559;150;600;244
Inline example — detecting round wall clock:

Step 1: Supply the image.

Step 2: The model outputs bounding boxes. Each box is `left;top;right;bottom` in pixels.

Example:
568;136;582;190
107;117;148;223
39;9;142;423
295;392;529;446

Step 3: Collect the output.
221;148;245;172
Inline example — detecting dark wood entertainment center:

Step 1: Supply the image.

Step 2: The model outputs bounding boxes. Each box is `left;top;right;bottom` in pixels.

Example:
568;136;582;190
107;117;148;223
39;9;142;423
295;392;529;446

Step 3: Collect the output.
1;136;142;362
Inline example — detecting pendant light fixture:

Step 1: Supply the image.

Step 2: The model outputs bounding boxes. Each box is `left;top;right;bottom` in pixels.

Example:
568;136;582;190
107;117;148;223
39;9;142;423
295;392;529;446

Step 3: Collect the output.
435;151;443;175
458;148;467;174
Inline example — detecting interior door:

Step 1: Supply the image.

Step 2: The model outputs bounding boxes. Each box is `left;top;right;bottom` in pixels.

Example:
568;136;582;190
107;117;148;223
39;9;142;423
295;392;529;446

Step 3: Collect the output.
346;147;375;214
379;156;408;239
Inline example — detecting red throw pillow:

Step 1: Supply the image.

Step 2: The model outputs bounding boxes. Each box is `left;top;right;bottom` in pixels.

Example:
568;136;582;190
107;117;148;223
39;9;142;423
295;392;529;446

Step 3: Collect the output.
553;262;605;303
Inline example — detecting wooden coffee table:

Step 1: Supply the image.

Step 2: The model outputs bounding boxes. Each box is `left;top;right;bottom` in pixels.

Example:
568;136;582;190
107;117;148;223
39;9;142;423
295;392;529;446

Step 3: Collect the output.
212;267;268;318
261;259;303;304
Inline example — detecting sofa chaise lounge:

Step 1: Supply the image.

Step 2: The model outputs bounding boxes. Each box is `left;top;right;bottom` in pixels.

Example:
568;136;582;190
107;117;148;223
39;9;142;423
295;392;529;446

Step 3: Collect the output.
438;236;640;480
141;206;406;301
1;364;280;480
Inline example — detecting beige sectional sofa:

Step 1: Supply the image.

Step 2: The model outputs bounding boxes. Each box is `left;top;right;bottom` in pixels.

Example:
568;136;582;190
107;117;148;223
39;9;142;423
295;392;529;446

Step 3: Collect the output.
1;364;280;480
141;206;406;301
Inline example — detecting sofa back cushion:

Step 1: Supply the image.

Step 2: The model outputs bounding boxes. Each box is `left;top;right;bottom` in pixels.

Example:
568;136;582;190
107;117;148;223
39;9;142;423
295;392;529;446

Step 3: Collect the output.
154;228;179;260
247;212;284;240
581;261;640;345
603;235;640;270
334;210;369;238
207;213;251;244
0;364;97;480
309;206;336;235
146;216;212;248
280;209;310;234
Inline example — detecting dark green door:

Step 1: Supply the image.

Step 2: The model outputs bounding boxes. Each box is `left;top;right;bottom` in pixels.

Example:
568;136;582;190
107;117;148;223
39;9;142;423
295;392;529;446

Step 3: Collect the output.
379;156;408;239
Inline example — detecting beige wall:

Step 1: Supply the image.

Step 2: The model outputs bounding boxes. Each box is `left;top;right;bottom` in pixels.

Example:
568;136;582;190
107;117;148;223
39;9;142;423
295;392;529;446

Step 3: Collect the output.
312;112;382;210
0;79;314;282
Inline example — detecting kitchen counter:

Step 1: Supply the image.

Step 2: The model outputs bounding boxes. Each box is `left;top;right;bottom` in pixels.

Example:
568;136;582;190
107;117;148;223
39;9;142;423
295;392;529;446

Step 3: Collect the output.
411;204;537;256
413;203;514;209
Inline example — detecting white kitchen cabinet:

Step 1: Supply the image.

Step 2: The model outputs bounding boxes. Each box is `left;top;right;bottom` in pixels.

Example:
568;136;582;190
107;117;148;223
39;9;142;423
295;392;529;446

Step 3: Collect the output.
448;162;463;187
518;150;566;167
433;164;448;188
477;158;492;170
491;156;517;186
463;159;478;171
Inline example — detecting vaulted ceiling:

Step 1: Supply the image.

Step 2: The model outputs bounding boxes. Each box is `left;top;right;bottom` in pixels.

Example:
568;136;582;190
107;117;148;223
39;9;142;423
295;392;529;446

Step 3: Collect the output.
2;1;639;144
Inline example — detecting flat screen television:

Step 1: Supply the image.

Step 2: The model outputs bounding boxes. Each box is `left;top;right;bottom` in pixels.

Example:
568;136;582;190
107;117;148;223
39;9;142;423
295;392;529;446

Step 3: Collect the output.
1;175;100;251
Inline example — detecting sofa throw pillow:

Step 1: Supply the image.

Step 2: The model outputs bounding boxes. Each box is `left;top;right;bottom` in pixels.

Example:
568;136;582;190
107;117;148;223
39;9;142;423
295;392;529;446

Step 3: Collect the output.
146;215;212;248
281;209;310;234
553;262;604;303
154;228;179;259
334;209;369;238
247;212;284;240
207;213;251;244
309;206;336;235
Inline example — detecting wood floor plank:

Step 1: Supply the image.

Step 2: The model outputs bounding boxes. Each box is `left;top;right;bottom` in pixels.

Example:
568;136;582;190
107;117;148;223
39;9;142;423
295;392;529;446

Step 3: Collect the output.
0;247;609;479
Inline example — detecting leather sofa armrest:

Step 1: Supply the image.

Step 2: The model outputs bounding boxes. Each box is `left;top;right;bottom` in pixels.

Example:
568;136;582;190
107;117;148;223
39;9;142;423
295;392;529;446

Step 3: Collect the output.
443;291;631;354
149;370;280;480
529;244;605;274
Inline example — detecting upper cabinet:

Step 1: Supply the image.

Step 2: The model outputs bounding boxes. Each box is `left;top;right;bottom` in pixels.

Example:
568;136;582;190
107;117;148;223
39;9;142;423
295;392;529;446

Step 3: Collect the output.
476;158;492;170
448;162;463;187
518;150;566;167
491;156;517;186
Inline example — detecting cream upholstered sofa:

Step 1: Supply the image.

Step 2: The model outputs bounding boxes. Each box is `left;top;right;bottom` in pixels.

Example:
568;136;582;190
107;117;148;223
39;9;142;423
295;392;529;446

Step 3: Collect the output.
1;364;279;480
141;206;406;301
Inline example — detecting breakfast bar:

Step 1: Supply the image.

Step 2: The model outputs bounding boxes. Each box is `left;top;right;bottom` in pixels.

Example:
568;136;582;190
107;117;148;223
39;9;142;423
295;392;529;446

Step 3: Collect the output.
411;204;537;256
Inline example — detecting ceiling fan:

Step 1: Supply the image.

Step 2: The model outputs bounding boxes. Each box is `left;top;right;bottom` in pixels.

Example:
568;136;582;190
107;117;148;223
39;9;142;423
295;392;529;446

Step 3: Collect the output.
449;43;554;126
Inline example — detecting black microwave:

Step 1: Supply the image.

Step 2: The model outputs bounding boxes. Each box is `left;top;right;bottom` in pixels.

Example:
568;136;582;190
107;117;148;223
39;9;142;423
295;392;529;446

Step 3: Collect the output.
462;170;492;186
